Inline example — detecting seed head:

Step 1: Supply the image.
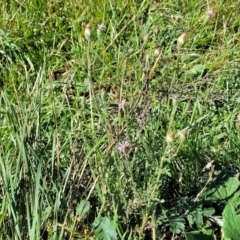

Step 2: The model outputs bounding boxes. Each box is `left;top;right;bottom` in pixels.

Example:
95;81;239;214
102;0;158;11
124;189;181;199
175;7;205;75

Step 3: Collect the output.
98;23;106;32
177;32;187;45
201;161;214;172
97;23;106;37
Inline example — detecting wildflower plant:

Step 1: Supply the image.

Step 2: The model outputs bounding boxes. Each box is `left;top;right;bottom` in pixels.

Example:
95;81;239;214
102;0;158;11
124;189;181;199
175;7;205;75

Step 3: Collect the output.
118;99;126;110
1;0;240;239
117;140;130;153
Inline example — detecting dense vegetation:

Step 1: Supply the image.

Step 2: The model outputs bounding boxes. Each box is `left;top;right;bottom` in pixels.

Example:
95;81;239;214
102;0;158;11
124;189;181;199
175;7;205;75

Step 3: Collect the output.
1;0;240;239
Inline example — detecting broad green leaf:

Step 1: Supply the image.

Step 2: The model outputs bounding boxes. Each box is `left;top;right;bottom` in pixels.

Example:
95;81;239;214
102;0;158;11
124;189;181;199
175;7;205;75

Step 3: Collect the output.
203;171;240;201
76;200;90;218
186;64;205;78
186;231;215;240
202;207;215;217
195;207;203;226
228;192;240;206
168;216;185;234
92;217;117;240
187;206;203;227
187;214;194;227
222;203;240;239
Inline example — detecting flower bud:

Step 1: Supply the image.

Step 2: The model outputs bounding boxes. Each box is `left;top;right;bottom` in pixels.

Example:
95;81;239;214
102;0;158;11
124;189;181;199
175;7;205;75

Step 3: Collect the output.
143;33;149;43
178;129;188;140
171;94;179;106
85;23;91;41
153;26;159;34
166;131;175;143
177;32;187;45
154;47;162;56
236;113;240;128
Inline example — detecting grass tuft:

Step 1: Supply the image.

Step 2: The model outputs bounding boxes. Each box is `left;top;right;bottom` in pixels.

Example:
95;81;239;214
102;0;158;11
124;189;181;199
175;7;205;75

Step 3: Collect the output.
1;0;240;239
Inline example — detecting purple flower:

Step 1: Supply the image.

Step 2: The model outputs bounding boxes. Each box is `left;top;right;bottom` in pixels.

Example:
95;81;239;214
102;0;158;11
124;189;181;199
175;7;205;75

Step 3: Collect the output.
171;94;179;100
117;141;130;153
207;9;214;17
118;99;126;110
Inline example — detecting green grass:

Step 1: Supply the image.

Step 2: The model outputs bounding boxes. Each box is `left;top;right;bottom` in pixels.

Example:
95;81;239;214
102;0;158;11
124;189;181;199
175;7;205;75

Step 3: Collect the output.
1;0;240;239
